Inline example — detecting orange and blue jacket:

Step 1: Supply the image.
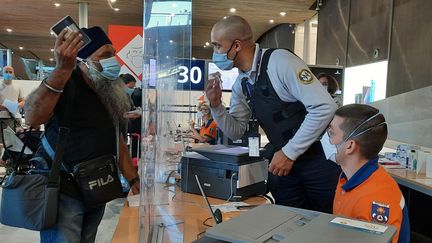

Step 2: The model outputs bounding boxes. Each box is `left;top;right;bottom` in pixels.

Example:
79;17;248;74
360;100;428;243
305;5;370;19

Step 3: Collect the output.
333;157;410;243
199;119;217;144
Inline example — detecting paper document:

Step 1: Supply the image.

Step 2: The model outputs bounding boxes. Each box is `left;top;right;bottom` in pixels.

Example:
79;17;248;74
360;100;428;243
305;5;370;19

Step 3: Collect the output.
2;99;19;114
216;147;249;155
331;217;388;234
212;202;251;213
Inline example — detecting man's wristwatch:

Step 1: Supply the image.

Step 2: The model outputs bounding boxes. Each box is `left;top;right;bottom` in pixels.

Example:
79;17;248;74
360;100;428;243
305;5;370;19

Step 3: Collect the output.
128;176;140;187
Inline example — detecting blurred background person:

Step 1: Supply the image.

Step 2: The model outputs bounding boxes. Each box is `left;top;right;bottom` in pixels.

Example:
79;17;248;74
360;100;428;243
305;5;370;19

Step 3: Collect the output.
120;73;137;96
0;66;25;132
120;73;142;167
190;102;218;145
317;73;342;107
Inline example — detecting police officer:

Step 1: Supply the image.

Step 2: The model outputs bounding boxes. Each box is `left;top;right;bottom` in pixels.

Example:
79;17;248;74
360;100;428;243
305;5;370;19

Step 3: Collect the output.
206;15;340;213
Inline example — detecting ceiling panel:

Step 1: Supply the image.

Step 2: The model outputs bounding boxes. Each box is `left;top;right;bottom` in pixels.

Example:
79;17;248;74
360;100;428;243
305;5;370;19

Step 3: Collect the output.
0;0;316;64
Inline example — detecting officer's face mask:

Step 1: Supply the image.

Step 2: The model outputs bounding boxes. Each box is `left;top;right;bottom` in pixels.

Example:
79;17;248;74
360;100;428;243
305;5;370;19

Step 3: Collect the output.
212;41;237;70
321;113;385;164
78;56;121;81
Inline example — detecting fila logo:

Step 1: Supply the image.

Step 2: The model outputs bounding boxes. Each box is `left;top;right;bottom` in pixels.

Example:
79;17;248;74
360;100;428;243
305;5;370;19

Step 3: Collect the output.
88;175;114;190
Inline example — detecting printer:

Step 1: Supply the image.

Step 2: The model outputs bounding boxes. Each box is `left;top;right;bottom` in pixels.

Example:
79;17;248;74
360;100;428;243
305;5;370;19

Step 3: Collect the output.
180;145;268;201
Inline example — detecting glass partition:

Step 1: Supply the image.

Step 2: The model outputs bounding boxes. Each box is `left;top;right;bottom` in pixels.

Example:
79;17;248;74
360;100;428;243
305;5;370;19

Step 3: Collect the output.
140;0;194;242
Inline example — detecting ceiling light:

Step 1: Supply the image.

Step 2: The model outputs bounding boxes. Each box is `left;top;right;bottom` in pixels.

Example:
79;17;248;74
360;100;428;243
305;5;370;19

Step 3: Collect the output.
50;31;55;35
203;45;207;48
269;19;274;24
230;8;236;13
110;0;117;3
19;47;24;50
114;8;120;11
280;12;286;16
6;28;12;33
223;16;227;19
169;40;174;44
50;49;54;52
205;42;210;46
192;57;196;60
54;3;60;7
50;58;54;61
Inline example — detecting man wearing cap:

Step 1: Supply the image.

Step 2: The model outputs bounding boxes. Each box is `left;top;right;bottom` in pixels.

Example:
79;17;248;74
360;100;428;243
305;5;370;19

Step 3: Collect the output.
0;65;25;131
25;27;139;242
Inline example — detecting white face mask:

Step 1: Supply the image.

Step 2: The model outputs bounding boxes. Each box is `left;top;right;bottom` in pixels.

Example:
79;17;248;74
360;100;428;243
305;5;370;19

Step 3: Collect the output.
321;113;386;164
320;132;337;163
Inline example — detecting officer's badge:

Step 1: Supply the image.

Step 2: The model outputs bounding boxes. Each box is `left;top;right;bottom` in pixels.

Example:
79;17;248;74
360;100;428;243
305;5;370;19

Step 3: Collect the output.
371;201;390;224
298;69;314;84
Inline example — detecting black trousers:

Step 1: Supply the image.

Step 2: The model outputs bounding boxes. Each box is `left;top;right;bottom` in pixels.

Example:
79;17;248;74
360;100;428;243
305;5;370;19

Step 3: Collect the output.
267;154;341;214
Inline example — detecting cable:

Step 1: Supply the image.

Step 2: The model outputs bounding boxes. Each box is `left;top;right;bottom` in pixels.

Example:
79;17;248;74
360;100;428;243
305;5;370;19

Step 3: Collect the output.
202;217;213;227
196;230;207;240
263;194;275;204
225;172;237;202
162;183;202;207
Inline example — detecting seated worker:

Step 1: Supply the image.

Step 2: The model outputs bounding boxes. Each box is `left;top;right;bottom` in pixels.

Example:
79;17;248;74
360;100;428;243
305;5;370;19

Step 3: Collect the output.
317;73;342;107
190;102;218;145
326;104;409;243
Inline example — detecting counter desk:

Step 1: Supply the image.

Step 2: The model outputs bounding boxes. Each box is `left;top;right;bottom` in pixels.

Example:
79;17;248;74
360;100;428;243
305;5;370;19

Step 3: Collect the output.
112;157;432;242
111;184;267;243
385;168;432;240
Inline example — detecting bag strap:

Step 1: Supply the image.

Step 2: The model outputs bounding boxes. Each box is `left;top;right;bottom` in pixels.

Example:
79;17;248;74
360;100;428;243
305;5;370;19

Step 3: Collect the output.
46;75;76;188
0;122;33;172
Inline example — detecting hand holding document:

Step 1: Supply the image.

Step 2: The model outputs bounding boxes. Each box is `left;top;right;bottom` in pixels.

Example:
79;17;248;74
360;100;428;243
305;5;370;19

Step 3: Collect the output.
2;99;19;114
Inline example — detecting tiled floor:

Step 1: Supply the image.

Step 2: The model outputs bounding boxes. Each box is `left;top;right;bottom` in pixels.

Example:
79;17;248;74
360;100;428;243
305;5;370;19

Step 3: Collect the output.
0;168;125;243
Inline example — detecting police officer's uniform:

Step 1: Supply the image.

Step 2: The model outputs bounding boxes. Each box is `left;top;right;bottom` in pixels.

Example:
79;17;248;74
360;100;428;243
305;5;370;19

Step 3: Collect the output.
210;44;341;213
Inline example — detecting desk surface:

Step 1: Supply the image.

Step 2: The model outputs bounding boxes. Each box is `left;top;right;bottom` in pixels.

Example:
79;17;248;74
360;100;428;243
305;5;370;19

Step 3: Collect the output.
111;185;267;243
112;167;432;242
386;168;432;196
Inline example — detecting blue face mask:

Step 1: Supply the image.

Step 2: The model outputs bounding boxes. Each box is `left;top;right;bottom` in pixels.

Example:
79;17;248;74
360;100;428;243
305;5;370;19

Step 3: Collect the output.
126;88;134;96
3;73;13;81
212;41;237;70
99;56;121;80
78;56;121;81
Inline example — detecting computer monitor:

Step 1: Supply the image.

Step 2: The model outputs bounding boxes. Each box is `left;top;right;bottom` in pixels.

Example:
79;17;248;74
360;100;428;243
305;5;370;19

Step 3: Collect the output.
194;174;223;225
